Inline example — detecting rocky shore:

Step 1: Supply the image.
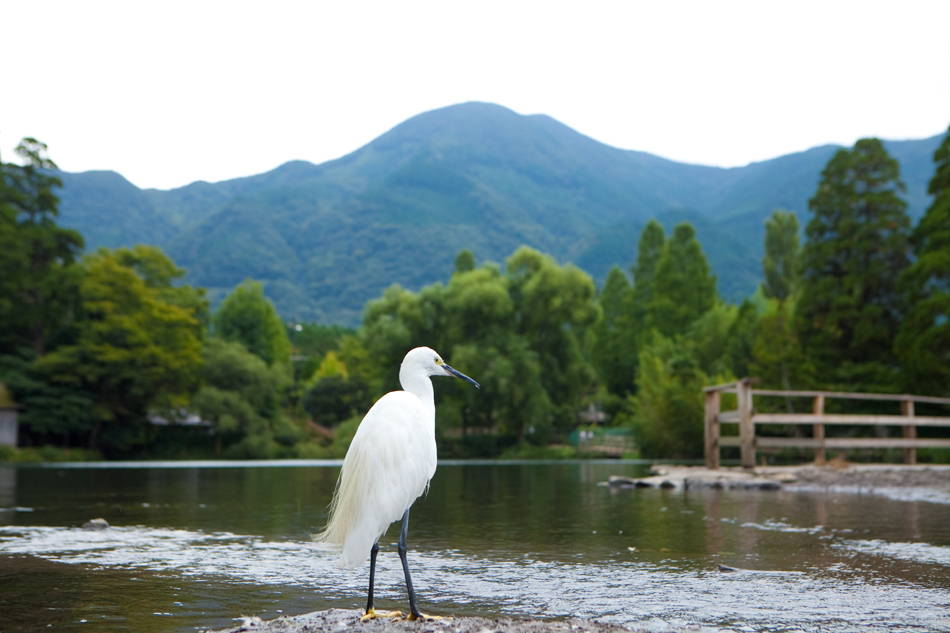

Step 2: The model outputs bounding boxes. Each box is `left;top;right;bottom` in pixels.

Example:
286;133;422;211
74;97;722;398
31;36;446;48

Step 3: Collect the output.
214;609;644;633
603;461;950;503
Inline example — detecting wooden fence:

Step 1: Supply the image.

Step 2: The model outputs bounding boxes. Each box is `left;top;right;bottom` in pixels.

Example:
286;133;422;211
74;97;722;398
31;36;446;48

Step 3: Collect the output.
703;378;950;469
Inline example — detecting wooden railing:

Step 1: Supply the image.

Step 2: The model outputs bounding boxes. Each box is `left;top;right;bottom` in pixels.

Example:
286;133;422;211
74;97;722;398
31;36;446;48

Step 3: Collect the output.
703;378;950;469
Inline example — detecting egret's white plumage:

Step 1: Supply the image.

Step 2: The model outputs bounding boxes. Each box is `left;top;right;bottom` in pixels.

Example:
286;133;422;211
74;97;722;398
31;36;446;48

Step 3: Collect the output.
318;347;477;575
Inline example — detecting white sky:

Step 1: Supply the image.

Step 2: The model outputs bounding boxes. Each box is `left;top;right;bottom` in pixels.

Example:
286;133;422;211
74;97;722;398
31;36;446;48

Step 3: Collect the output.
2;1;949;190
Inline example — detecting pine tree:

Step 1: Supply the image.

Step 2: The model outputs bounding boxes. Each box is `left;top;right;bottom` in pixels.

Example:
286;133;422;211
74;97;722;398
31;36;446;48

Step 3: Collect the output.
896;126;950;395
798;138;911;390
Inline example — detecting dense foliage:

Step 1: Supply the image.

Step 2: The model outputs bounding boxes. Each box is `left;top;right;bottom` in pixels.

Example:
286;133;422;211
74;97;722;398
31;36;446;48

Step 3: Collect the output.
0;139;83;356
352;247;598;454
797;139;911;391
2;130;949;462
896;124;950;396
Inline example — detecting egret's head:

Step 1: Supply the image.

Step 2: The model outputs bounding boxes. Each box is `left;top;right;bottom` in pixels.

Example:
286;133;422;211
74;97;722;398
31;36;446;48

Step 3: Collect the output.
403;347;480;388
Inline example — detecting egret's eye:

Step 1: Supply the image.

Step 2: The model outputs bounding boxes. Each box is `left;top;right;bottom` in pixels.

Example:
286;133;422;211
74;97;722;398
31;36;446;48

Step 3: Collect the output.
435;358;443;365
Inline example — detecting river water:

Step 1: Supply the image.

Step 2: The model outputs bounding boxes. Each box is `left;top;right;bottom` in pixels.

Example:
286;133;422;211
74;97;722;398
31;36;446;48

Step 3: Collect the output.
1;461;949;632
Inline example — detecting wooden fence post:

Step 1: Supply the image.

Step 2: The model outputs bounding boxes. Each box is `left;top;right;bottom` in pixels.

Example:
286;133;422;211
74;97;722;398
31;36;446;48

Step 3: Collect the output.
813;394;825;465
738;379;755;469
902;399;916;465
705;390;721;470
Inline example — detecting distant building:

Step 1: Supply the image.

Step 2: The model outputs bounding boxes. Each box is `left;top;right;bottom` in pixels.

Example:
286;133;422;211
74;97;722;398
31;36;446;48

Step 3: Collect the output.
0;382;19;447
147;409;212;427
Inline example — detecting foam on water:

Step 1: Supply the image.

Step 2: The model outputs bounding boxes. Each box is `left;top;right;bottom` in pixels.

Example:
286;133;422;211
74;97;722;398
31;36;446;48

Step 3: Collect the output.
2;524;949;632
834;538;950;567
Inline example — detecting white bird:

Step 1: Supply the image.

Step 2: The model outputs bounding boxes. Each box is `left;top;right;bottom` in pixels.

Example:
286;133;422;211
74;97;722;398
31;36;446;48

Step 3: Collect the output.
318;346;479;620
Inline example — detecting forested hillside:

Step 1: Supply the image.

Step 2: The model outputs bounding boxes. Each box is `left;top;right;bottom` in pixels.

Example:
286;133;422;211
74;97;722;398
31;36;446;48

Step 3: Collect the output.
4;126;949;462
54;102;944;324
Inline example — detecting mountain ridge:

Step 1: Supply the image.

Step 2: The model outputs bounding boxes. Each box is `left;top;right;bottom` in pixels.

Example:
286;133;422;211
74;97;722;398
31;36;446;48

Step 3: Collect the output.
53;102;945;325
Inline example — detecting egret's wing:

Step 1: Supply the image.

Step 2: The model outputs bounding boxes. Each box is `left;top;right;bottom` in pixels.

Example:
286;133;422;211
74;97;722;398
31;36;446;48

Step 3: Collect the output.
319;391;436;569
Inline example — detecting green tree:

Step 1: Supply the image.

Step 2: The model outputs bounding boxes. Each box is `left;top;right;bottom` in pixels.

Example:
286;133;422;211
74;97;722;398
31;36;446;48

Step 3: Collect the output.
302;374;371;428
627;219;665;332
751;296;812;398
591;266;637;396
441;263;549;443
621;332;720;458
113;244;209;329
288;322;355;385
896;126;950;395
213;280;291;367
722;298;762;380
454;249;476;273
0;138;83;355
645;223;717;337
0;352;94;447
191;339;300;458
359;247;597;450
506;247;599;434
761;210;800;301
683;302;741;378
37;248;204;452
798;138;911;390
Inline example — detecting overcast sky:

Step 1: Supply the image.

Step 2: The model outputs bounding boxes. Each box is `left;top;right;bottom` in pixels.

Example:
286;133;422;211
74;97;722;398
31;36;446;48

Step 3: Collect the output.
2;1;949;190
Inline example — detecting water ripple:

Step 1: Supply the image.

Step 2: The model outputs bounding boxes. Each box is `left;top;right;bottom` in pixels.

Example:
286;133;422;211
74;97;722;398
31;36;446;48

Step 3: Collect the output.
3;525;950;632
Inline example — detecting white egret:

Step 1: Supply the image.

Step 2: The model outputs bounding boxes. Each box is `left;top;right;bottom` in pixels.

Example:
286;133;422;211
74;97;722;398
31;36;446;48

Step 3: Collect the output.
318;346;479;620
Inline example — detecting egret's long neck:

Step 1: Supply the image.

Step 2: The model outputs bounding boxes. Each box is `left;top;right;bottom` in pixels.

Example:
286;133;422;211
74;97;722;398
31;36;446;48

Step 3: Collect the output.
399;366;436;428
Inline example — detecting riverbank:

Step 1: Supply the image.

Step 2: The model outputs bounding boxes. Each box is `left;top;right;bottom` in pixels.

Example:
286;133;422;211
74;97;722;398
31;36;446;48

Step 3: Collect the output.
214;608;645;633
604;461;950;504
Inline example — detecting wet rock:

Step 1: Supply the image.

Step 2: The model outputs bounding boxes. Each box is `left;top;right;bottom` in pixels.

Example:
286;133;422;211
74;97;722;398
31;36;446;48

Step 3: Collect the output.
81;518;109;530
211;609;650;633
718;564;740;572
605;467;785;491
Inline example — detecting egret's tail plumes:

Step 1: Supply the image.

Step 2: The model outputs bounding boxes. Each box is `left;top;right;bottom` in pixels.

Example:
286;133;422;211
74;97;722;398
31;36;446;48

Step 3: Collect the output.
317;446;380;569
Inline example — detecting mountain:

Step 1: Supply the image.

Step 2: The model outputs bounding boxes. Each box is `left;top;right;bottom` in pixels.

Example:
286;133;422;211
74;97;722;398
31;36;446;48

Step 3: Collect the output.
54;102;944;325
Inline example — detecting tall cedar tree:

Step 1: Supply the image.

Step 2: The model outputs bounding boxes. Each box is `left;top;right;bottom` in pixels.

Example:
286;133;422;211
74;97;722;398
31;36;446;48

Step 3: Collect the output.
896;126;950;395
761;210;800;301
798;138;911;390
645;223;717;337
628;219;665;332
590;266;635;396
0;139;83;355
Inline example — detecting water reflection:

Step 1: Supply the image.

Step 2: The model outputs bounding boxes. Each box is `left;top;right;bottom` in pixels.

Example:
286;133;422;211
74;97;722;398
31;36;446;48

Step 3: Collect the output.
0;462;949;633
0;467;14;526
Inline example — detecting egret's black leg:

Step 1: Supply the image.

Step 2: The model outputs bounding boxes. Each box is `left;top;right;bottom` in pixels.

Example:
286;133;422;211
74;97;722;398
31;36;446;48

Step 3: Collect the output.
366;542;380;614
397;508;422;620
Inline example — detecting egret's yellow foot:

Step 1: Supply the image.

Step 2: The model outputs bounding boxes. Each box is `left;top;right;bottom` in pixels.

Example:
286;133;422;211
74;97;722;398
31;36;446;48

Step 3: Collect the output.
361;608;404;621
405;613;449;622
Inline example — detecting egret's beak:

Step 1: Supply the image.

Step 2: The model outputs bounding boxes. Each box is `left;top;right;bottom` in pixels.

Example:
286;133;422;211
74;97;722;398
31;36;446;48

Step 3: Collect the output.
443;364;480;389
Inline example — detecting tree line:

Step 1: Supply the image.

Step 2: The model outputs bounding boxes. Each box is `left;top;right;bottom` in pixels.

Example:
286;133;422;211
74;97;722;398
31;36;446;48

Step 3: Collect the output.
1;129;948;461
